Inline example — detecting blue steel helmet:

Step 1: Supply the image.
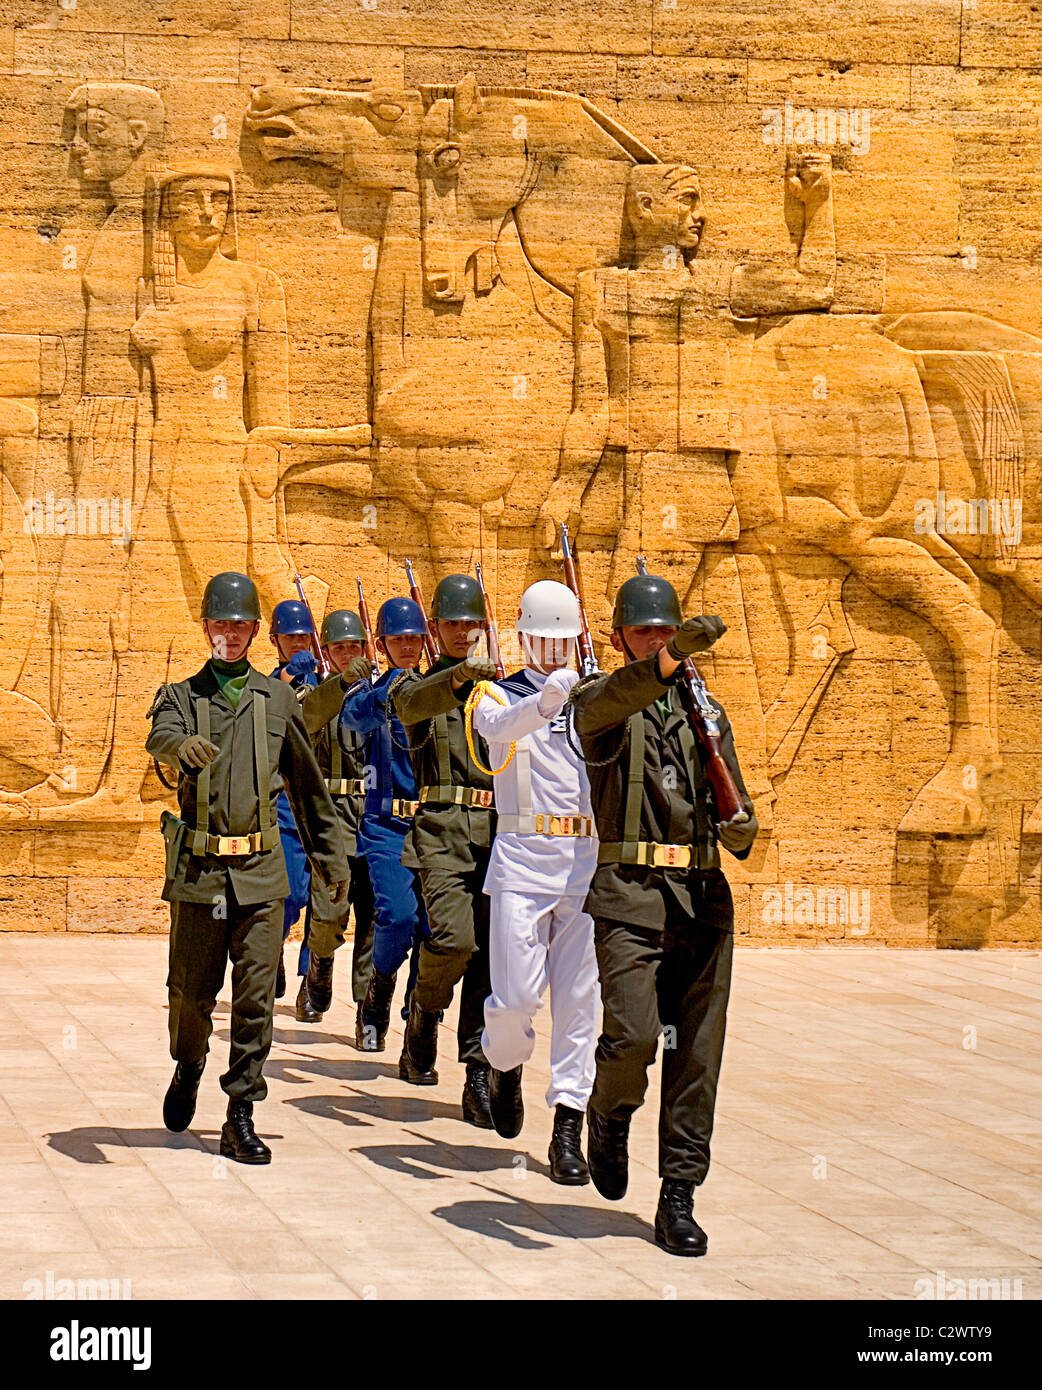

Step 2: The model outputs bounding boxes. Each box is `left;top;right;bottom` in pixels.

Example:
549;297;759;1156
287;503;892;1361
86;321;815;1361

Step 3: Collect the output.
376;596;426;639
270;599;315;636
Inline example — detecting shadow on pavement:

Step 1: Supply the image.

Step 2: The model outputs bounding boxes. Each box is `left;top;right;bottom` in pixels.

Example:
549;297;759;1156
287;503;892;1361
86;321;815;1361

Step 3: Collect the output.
431;1184;654;1250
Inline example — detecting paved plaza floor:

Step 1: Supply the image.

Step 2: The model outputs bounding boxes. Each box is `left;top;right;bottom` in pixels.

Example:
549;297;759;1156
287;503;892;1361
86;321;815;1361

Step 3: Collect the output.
1;935;1040;1301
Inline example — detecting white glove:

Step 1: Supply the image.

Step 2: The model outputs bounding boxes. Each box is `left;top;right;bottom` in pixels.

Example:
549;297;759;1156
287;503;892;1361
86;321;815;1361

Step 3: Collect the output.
537;668;580;718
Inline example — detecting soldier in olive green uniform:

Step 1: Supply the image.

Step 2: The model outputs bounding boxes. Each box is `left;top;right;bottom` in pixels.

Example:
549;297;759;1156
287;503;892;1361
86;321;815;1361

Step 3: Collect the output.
299;609;375;1036
147;572;348;1165
571;574;758;1254
392;575;498;1126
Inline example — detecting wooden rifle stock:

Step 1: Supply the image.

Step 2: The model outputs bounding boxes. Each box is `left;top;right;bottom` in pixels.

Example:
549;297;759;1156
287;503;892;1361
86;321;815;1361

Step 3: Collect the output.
634;555;747;826
558;523;599;678
293;573;331;677
356;576;381;674
475;562;505;679
404;558;440;667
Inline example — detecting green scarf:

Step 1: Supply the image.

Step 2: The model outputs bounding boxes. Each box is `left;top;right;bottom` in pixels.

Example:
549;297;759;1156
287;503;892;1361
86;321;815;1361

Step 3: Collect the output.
209;656;250;709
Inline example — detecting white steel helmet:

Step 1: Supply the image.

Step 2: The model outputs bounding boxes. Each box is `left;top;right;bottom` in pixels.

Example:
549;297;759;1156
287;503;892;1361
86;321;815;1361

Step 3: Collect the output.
515;580;582;638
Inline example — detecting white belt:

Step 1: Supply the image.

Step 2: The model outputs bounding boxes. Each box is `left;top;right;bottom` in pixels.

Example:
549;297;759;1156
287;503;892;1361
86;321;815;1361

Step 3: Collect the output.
497;813;595;838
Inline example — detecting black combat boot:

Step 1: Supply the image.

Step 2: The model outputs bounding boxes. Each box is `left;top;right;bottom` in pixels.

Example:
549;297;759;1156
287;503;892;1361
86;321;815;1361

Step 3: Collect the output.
399;997;441;1084
275;947;287;999
548;1104;590;1186
586;1107;630;1201
295;976;322;1023
306;952;335;1013
461;1061;493;1129
654;1179;708;1257
162;1058;205;1133
219;1100;272;1165
357;968;396;1051
488;1065;524;1140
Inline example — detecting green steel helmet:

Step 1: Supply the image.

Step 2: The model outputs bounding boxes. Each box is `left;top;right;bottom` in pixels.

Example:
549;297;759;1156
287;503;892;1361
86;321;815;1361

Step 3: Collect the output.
430;573;485;623
611;574;683;630
201;572;261;623
321;609;366;646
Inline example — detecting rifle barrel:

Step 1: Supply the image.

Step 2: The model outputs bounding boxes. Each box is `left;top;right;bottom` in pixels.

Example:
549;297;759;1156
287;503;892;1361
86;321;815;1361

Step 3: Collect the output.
475;562;505;679
404;559;439;667
559;524;598;678
293;573;330;677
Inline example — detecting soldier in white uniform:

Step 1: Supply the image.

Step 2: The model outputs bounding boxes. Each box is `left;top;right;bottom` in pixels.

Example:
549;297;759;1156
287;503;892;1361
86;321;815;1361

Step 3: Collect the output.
468;581;601;1185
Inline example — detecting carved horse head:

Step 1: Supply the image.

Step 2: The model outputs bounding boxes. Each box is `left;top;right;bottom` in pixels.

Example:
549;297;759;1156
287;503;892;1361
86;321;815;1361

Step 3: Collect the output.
416;76;660;309
244;83;425;193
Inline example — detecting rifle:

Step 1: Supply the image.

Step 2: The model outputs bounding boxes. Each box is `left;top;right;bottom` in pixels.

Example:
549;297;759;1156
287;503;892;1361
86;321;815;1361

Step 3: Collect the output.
293;573;331;677
356;576;381;674
404;558;440;667
474;561;505;679
635;555;748;826
558;523;599;678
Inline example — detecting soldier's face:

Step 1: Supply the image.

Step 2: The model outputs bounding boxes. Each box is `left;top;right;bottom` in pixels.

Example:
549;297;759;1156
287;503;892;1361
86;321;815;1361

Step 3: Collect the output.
205;619;258;662
612;625;677;662
381;633;423;669
436;619;483;659
272;631;312;663
522;633;574;674
70;106;144;185
325;639;365;673
167;179;230;255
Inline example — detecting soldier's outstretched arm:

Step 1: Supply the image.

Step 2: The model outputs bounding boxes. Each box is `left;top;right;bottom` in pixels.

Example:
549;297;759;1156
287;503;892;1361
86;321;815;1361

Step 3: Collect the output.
339;678;389;737
301;672;348;737
145;687;196;772
281;700;349;887
470;685;564;744
571;658;676;738
394;666;468;725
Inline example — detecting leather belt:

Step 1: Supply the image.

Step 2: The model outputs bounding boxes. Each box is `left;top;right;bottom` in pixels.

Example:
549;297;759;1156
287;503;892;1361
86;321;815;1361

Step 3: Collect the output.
326;777;365;796
390;798;420;818
419;785;494;809
497;813;595;838
598;841;692;868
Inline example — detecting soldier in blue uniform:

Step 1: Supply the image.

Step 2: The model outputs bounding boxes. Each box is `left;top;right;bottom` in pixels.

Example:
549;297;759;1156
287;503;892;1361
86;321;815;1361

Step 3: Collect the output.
267;599;322;1001
340;597;429;1050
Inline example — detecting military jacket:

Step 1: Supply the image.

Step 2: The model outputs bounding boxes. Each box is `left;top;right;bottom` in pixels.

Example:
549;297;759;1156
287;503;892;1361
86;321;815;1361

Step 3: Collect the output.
572;656;758;931
146;662;348;906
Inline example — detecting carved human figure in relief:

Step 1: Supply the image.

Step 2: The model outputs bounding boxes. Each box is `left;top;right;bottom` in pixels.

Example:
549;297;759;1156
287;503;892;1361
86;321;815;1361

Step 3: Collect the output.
130;166;292;656
28;83;165;820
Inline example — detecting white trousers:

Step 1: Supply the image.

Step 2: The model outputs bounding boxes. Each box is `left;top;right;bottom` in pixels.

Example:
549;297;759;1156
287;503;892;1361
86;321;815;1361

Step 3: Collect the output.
481;890;601;1112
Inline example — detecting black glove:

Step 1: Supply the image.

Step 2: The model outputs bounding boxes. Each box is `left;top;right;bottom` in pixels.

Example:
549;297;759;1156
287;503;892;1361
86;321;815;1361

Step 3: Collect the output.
177;734;220;770
342;656;375;685
666;615;727;660
453;655;497;686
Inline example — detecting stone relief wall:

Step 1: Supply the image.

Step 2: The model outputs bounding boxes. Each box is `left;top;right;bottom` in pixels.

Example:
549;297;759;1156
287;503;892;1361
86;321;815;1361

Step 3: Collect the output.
1;1;1041;945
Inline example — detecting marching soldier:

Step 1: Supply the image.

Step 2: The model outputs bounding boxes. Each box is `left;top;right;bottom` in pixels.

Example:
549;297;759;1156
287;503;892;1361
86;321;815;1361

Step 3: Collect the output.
298;610;375;1032
267;599;322;999
469;581;601;1183
147;572;347;1164
571;574;758;1254
392;574;497;1126
340;597;429;1051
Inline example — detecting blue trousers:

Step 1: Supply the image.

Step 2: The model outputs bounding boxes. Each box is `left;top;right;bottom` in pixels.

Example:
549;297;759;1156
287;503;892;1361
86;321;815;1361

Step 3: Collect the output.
280;827;311;974
358;815;428;979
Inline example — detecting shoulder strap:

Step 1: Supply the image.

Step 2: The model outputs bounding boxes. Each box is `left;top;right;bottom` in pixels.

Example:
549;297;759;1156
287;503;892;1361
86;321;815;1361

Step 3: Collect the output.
434;712;450;781
192;694;211;854
328;713;342;781
515;736;532;820
252;689;272;837
619;712;645;864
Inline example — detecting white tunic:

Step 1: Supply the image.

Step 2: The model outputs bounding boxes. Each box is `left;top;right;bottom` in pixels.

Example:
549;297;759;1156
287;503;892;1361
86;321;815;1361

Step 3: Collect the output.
470;668;599;897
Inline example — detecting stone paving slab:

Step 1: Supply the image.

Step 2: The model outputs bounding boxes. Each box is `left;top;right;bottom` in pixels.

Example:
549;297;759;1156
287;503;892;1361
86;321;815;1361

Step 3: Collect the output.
1;936;1041;1301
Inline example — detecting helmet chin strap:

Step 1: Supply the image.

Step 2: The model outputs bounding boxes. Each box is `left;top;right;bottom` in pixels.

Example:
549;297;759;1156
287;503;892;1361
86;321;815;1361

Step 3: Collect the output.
617;629;639;664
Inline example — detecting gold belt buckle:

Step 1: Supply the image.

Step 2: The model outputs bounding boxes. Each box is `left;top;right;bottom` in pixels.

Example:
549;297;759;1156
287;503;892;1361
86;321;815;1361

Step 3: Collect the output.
652;843;689;868
220;835;253;856
473;789;493;808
